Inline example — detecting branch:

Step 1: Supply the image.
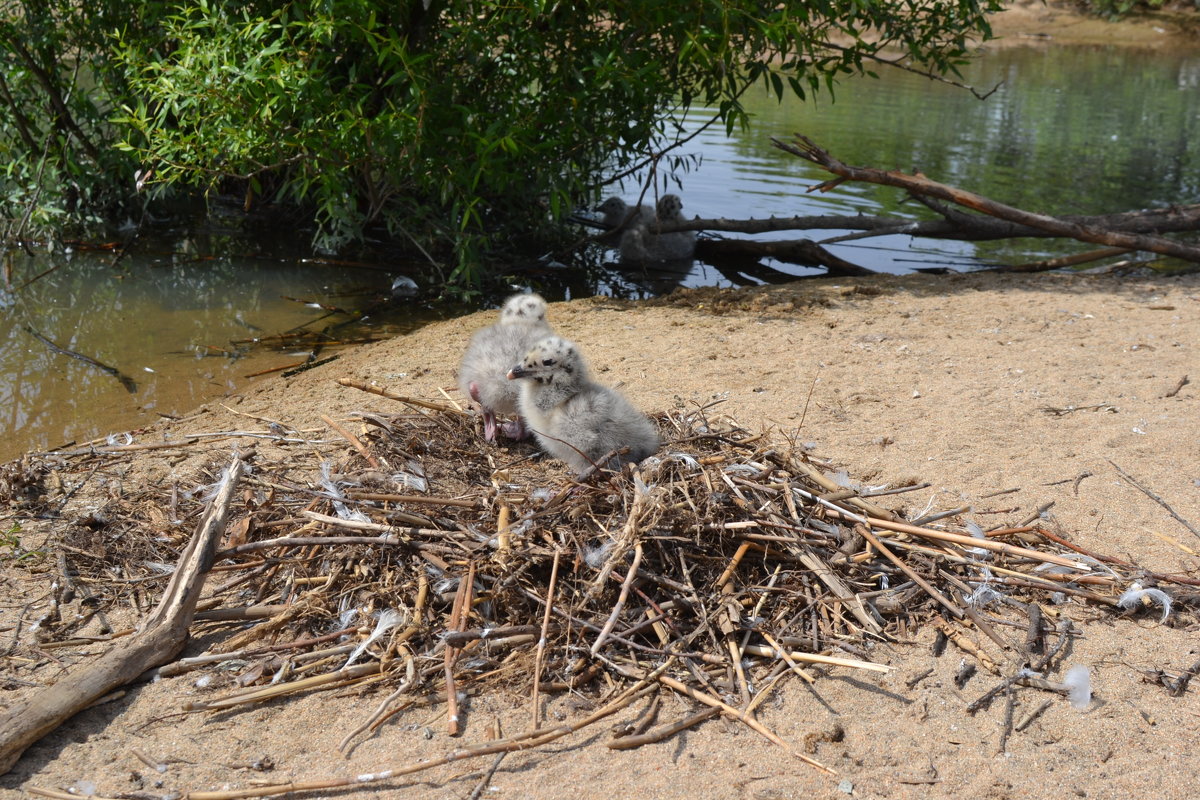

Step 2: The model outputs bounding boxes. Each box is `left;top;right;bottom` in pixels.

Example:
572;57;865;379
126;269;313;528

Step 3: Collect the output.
0;456;244;774
771;134;1200;263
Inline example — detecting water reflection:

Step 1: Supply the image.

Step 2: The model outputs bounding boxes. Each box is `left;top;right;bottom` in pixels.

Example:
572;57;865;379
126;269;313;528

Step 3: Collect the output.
600;43;1200;285
0;230;423;462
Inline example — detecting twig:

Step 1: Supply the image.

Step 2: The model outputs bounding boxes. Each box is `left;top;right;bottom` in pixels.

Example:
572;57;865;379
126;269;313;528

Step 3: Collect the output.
336;377;468;414
321;414;381;469
857;524;962;620
445;561;476;736
0;457;244;774
1108;460;1200;539
175;664;669;800
532;549;562;726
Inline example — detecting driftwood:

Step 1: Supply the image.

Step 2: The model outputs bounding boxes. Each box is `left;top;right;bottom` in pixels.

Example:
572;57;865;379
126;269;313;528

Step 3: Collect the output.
0;455;243;775
595;136;1200;273
653;204;1200;244
695;237;876;276
771;134;1200;263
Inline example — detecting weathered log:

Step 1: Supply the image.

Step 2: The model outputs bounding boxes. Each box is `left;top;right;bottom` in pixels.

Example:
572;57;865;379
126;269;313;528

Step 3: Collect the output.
0;456;244;775
695;238;876;276
772;134;1200;263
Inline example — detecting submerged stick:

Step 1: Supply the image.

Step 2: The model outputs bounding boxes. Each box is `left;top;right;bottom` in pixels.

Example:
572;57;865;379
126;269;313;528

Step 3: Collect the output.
0;456;243;774
21;324;138;393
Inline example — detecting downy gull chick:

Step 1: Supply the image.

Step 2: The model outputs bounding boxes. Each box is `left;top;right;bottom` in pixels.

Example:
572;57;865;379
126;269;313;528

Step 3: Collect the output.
458;293;551;441
507;335;659;474
618;193;696;262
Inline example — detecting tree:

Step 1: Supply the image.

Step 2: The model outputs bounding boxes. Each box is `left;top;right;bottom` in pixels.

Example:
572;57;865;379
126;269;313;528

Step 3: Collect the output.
2;0;1002;287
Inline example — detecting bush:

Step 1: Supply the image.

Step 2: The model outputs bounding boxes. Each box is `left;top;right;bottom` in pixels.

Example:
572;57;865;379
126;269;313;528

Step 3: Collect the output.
2;0;1001;287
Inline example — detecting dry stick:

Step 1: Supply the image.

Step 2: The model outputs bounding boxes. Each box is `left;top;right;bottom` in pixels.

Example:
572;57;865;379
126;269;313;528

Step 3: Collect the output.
795;546;884;633
346;491;480;509
1015;699;1053;732
934;616;1002;676
321;413;381;469
715;541;753;705
336;377;468;415
608;706;721;750
592;543;644;657
176;664;669;800
855;524;963;620
0;456;243;775
817;505;1088;570
654;674;834;775
1108;459;1200;539
772;134;1200;263
445;561;476;737
339;656;417;754
148;624;360;680
782;459;896;521
1032;527;1200;588
531;549;562;728
185;663;381;712
340;576;432;751
759;631;816;684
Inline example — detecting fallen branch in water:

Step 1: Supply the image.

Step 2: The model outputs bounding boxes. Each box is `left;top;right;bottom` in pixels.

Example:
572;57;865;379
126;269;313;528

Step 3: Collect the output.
771;134;1200;263
21;324;139;393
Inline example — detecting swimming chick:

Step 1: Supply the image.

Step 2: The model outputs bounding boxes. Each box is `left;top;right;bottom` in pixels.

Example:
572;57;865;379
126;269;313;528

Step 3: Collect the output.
506;335;659;474
617;193;696;262
458;293;551;441
596;196;655;232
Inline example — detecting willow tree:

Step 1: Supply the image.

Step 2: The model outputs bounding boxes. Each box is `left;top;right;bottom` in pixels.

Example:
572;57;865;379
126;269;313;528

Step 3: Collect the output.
1;0;1001;285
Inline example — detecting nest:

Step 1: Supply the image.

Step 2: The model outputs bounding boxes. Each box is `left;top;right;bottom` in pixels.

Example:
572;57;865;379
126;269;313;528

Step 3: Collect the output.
6;382;1198;793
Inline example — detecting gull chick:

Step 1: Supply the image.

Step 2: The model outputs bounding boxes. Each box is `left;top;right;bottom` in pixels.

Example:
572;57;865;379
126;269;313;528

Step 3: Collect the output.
596;196;654;232
458;293;551;441
618;193;696;262
507;336;659;474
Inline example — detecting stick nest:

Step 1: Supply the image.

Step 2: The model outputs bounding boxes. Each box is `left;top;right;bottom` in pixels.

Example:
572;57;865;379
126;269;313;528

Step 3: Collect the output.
4;388;1195;764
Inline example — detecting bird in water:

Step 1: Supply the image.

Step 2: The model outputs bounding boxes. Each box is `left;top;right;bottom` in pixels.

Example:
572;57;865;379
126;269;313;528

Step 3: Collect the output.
458;293;552;441
506;335;659;475
596;196;655;232
618;193;696;262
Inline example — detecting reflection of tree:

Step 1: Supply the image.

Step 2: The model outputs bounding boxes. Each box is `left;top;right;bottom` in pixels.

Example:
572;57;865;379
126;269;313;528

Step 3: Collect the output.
732;47;1200;222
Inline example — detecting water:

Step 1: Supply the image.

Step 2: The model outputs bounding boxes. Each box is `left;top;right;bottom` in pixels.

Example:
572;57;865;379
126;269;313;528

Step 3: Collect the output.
0;225;430;462
601;43;1200;292
3;43;1198;461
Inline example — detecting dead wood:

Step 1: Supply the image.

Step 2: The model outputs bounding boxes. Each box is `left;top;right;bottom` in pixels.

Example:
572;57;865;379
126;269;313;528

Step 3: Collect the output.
10;387;1199;798
771;134;1200;263
695;237;877;275
655;204;1200;243
0;456;243;775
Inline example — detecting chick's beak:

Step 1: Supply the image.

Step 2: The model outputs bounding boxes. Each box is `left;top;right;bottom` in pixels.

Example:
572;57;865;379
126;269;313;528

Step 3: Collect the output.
506;365;526;380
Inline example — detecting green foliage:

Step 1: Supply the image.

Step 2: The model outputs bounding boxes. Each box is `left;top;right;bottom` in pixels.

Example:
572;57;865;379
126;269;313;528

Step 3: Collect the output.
2;0;1001;285
1074;0;1171;20
0;521;44;564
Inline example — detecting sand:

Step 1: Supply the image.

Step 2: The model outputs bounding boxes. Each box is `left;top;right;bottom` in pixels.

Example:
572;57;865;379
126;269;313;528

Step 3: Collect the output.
2;268;1197;799
2;5;1200;799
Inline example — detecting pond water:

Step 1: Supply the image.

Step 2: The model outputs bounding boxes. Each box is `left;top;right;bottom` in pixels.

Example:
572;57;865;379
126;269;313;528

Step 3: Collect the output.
601;42;1200;294
3;42;1197;462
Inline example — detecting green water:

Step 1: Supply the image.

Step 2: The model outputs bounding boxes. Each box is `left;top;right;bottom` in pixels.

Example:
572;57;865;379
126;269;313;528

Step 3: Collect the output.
657;43;1200;278
3;42;1198;461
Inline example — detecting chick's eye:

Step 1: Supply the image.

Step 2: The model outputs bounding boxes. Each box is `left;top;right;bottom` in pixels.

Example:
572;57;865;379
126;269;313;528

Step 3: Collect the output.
542;358;555;366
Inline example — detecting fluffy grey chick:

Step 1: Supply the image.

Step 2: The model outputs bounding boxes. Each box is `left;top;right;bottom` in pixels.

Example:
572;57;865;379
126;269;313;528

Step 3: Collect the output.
458;293;551;442
618;193;696;262
596;196;654;232
507;335;659;475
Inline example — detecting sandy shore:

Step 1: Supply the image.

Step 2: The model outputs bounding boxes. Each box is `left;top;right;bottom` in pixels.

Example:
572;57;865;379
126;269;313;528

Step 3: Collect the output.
2;3;1199;798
